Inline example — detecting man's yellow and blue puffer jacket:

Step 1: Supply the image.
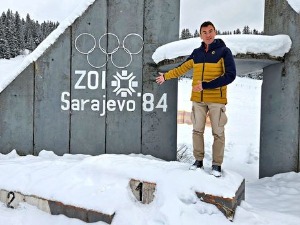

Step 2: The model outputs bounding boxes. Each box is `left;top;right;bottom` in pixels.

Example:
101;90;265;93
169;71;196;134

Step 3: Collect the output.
164;39;236;104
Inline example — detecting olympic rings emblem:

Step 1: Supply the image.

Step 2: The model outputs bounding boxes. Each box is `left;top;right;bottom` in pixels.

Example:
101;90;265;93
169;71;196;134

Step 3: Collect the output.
74;33;144;69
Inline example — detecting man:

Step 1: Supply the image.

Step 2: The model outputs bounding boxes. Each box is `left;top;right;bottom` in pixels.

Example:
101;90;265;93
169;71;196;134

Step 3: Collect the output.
156;21;236;177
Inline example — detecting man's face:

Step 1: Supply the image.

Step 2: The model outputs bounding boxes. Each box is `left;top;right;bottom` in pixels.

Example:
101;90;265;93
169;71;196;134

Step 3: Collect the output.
200;25;216;45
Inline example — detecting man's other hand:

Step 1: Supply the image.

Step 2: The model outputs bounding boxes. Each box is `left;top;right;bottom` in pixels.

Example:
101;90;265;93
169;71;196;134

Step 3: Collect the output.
192;80;203;92
156;72;165;85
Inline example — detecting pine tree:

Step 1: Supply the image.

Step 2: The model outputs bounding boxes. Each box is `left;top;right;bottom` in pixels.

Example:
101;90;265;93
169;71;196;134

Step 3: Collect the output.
24;13;34;50
6;10;19;57
2;11;12;58
242;25;250;34
0;19;6;58
31;20;38;49
235;28;241;34
253;29;259;35
180;28;193;39
0;12;10;59
0;13;5;39
15;11;25;52
35;21;43;46
0;38;11;59
193;29;199;37
180;29;185;39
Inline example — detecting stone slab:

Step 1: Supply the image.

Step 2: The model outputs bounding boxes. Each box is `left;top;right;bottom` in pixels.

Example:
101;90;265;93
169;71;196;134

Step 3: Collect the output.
196;179;245;221
129;179;156;204
0;189;114;224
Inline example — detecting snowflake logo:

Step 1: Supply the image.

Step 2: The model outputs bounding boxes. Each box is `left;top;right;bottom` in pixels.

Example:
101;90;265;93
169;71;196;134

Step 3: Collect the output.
111;70;138;97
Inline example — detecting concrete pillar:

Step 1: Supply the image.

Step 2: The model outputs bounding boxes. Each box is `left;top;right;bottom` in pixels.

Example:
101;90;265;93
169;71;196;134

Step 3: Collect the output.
260;0;300;177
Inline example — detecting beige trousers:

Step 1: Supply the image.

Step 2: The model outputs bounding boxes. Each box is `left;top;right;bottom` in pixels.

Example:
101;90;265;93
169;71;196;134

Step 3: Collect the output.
191;102;227;166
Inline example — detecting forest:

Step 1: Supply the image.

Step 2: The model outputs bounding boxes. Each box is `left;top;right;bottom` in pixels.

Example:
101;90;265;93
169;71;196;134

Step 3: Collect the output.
0;9;58;59
180;26;263;39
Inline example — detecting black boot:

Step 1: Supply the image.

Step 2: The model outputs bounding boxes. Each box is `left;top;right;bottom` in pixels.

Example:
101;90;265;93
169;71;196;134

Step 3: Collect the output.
189;160;203;170
211;165;222;177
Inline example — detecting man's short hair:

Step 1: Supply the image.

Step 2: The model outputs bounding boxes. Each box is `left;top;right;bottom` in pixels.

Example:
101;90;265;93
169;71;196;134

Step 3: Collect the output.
200;21;215;32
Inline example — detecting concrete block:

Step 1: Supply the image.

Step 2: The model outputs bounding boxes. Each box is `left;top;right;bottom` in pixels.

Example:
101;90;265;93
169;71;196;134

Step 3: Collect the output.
196;179;245;221
129;179;156;204
0;189;115;224
25;195;51;213
87;210;115;224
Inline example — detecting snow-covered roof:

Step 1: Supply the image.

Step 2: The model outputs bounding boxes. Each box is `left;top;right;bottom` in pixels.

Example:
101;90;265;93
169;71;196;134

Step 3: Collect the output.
0;0;96;93
152;34;292;64
287;0;300;13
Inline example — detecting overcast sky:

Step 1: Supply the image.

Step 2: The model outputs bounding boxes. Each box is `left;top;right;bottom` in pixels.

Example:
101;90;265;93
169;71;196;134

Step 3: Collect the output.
0;0;265;32
180;0;265;32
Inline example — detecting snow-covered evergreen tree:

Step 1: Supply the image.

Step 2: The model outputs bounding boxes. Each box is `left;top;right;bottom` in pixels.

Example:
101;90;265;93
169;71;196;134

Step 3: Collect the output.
235;28;241;34
193;29;199;37
253;29;259;35
180;28;193;39
6;9;19;57
24;13;34;50
242;25;251;34
14;11;24;52
34;21;43;47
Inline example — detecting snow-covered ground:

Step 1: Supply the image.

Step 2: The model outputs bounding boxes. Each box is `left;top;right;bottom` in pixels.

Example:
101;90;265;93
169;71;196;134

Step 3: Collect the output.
177;77;261;181
0;68;300;224
0;0;298;224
